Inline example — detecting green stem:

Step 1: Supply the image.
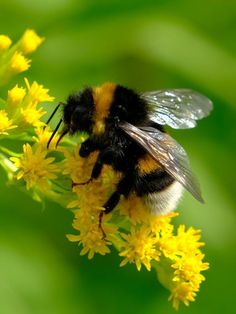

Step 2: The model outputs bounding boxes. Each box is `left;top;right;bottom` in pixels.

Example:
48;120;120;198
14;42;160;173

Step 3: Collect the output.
0;152;17;178
0;145;22;157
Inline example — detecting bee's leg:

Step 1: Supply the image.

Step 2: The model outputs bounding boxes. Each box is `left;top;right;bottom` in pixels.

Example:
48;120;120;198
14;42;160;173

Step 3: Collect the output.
106;173;134;214
74;149;107;186
72;139;99;186
99;174;133;237
79;138;96;157
98;191;121;238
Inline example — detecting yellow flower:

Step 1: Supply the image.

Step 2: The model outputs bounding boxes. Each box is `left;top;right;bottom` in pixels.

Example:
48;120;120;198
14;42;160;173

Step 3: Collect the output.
24;78;55;104
172;253;209;286
33;126;61;150
65;146;122;258
7;84;26;107
20;29;44;54
149;212;178;236
0;110;17;134
63;146;97;184
10;143;60;191
21;106;46;127
10;51;31;73
156;224;209;309
119;226;160;271
0;35;12;51
169;282;197;310
118;194;151;224
175;225;205;254
13;78;55;128
67;210;118;259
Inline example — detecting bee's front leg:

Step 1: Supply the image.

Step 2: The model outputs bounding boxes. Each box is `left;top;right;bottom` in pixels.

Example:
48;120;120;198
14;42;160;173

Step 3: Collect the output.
79;138;96;157
74;148;109;186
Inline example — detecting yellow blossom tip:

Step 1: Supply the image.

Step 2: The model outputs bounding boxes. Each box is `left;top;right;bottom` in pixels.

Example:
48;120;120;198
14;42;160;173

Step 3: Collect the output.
0;35;12;51
7;84;26;106
0;110;17;135
24;78;55;102
10;51;31;73
20;29;44;54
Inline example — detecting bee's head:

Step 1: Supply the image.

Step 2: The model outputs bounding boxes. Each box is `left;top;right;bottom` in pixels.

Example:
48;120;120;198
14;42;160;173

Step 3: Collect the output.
63;88;94;135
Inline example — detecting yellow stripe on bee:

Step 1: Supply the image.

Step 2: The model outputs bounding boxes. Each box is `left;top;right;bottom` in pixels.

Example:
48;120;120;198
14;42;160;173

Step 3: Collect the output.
92;82;116;135
137;154;161;174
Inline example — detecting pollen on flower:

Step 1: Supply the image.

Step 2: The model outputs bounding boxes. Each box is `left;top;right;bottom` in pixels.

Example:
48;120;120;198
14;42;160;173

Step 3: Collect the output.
7;84;26;107
10;51;31;73
10;143;60;191
119;226;160;271
20;29;44;54
0;35;12;51
0;110;17;134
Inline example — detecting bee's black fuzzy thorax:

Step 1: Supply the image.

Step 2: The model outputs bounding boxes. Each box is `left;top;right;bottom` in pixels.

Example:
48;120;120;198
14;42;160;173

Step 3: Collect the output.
108;85;149;125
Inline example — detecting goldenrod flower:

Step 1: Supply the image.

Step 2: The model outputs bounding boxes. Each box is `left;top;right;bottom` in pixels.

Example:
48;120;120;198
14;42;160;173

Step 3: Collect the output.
169;282;197;309
120;226;160;271
10;143;60;191
21;106;46;127
10;51;31;73
118;194;151;224
20;29;44;54
0;35;12;51
7;84;26;107
0;110;17;135
0;30;42;86
24;78;55;104
156;225;209;309
63;146;95;184
68;210;118;259
33;126;58;148
11;78;55;128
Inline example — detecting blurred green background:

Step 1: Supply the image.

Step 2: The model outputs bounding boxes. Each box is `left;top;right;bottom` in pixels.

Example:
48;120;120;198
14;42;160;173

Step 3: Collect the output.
0;0;236;313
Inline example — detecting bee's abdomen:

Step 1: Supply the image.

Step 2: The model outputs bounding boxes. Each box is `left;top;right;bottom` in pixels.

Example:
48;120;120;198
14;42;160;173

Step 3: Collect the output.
134;154;183;215
134;167;175;196
143;181;183;215
137;154;161;175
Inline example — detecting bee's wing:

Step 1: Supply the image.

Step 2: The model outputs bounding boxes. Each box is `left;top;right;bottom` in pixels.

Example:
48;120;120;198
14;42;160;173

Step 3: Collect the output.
120;122;203;203
141;89;213;129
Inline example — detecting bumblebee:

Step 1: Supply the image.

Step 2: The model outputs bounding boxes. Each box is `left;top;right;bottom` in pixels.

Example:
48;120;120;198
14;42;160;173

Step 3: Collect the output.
48;83;213;216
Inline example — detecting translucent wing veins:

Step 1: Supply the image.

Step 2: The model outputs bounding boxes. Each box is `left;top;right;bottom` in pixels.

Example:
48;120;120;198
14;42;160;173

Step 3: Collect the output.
120;122;204;203
141;89;213;129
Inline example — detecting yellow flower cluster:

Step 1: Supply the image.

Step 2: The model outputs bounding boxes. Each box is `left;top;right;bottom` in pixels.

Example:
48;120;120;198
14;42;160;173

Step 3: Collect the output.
62;147;208;309
0;30;58;199
10;143;60;191
65;148;120;258
0;29;209;310
0;30;53;137
157;225;209;309
0;77;54;134
0;29;43;86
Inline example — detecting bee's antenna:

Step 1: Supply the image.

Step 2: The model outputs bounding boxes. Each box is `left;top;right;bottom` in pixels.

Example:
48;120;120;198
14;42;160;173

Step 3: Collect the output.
47;119;63;149
55;129;68;148
44;102;64;129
